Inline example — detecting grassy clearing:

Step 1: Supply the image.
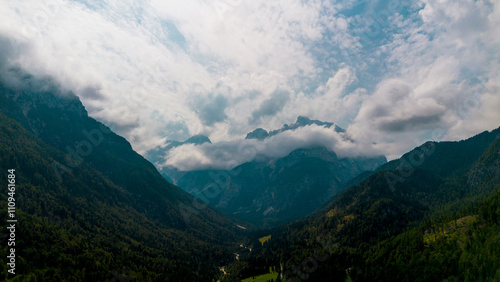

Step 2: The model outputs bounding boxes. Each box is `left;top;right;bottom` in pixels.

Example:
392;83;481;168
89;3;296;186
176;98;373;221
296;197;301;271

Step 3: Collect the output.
258;235;271;245
423;215;476;245
241;271;278;282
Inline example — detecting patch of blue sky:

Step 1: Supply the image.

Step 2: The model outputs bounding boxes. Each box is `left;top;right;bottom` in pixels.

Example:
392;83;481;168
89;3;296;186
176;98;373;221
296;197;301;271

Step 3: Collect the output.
70;0;106;11
337;0;371;17
304;1;423;98
306;44;341;85
71;0;148;30
160;21;187;50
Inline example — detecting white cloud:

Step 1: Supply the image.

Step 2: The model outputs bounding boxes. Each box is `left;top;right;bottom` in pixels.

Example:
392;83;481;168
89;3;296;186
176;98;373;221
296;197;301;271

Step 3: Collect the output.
163;124;381;171
0;0;498;165
347;0;500;159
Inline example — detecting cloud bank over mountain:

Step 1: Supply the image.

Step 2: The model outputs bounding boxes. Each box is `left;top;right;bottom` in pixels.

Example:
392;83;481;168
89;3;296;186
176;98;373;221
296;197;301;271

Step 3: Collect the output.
1;0;499;162
163;122;379;171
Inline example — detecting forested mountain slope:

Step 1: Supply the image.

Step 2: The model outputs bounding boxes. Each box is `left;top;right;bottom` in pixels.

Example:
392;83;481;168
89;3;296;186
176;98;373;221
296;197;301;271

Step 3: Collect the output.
225;127;500;281
153;116;386;228
176;147;385;227
0;67;244;281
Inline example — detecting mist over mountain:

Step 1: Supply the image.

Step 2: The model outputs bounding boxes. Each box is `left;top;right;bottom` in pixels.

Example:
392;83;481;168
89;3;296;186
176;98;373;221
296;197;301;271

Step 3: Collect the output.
245;116;345;141
147;117;386;227
2;0;499;160
145;134;211;167
1;0;499;280
149;114;384;173
0;66;245;280
224;126;500;281
176;147;386;227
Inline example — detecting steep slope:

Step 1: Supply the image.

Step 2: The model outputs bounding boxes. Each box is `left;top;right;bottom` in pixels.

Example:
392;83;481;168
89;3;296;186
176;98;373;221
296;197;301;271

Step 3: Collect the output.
227;127;500;281
177;147;386;227
350;137;500;281
0;67;241;242
0;67;244;280
150;116;386;227
336;129;500;194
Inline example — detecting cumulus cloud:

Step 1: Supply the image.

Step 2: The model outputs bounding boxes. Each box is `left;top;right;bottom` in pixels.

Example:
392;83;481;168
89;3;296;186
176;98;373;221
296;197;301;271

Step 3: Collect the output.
193;94;229;126
250;90;290;124
0;0;498;164
345;0;500;159
163;124;381;171
355;78;447;133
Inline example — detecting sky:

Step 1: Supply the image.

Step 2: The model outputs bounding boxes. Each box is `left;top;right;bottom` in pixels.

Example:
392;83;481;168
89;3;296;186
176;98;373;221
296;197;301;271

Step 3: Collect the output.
1;0;499;170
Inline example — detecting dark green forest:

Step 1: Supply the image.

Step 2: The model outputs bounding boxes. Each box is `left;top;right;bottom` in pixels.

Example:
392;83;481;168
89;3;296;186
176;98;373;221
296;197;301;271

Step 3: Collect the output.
221;129;500;281
0;69;245;281
0;66;498;281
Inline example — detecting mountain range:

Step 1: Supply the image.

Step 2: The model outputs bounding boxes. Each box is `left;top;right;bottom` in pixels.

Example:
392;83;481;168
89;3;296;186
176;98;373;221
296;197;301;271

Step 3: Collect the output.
0;66;245;281
0;65;498;281
244;116;346;141
221;125;500;281
147;117;386;227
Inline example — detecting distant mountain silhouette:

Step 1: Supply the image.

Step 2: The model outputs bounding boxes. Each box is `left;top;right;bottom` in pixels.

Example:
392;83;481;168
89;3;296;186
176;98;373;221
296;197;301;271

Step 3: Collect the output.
245;116;345;141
